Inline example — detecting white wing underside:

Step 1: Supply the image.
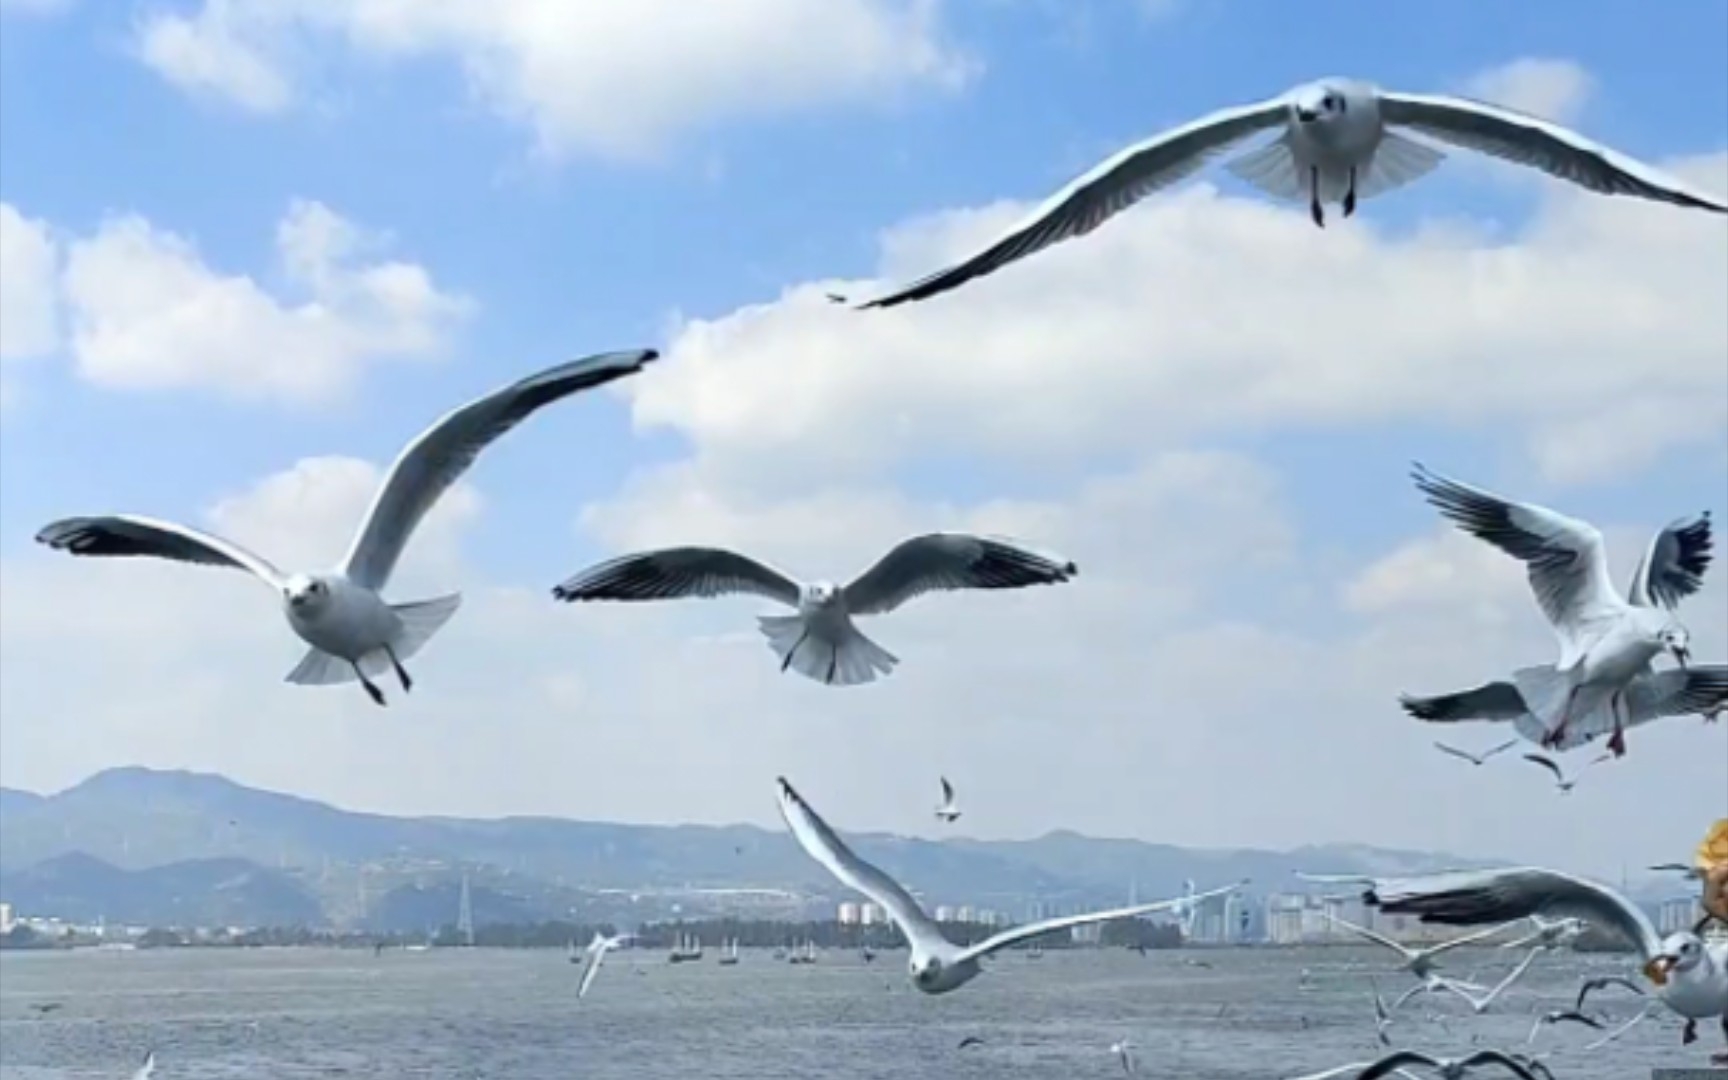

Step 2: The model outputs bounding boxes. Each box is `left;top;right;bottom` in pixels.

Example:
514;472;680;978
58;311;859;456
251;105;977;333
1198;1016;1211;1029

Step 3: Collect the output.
1224;131;1445;204
953;883;1243;965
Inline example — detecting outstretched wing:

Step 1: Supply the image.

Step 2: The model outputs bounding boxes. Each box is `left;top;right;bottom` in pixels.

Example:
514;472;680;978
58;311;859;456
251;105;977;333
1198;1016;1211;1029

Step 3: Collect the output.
1627;512;1713;609
36;515;285;591
955;882;1245;965
343;348;659;590
1433;742;1480;763
1379;93;1728;212
1356;1052;1439;1080
939;776;955;806
1522;754;1565;784
576;943;609;1000
1402;682;1531;724
553;547;801;606
842;533;1076;616
1458;1050;1546;1079
856;99;1288;308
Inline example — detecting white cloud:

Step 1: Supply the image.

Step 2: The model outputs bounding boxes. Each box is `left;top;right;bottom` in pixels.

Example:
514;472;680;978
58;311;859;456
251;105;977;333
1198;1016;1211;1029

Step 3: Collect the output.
133;0;979;160
1462;57;1594;124
59;199;472;404
0;202;62;405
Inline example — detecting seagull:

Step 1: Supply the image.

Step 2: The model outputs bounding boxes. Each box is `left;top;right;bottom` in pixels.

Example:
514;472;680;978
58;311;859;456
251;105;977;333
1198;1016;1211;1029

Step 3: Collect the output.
1521;752;1610;794
956;1036;985;1050
1402;665;1728;752
1526;1008;1605;1044
1287;1049;1555;1080
1498;915;1587;951
1363;865;1728;1060
29;1002;62;1014
1432;740;1518;767
1323;912;1513;985
851;78;1727;308
133;1051;155;1080
35;350;659;707
934;777;961;823
1574;973;1647;1011
1433;948;1543;1014
553;534;1077;687
1370;977;1395;1046
1410;464;1711;756
1651;862;1709;880
1111;1038;1138;1075
774;776;1243;993
577;930;636;1000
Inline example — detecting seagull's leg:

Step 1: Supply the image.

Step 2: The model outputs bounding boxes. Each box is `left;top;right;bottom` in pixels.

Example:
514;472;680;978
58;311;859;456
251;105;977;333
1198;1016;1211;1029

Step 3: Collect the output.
1606;693;1626;757
1309;167;1325;228
1343;166;1358;217
1714;1015;1728;1064
352;663;386;706
781;631;809;673
383;644;413;693
1542;686;1583;748
1683;1018;1698;1045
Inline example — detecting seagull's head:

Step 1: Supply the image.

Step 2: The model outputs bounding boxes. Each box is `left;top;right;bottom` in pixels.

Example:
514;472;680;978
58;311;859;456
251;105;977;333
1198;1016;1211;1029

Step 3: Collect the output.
805;582;841;607
284;574;329;611
1659;623;1691;668
1291;81;1349;125
1645;931;1706;985
909;954;942;988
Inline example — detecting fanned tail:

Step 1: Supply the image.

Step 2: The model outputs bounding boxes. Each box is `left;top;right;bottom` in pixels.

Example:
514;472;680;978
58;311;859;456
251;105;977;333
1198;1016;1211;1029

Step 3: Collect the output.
757;614;898;687
282;593;461;687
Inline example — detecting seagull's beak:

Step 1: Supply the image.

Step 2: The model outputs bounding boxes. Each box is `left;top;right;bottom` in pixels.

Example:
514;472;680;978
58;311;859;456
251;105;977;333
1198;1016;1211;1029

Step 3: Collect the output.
1644;953;1678;986
1295;108;1319;123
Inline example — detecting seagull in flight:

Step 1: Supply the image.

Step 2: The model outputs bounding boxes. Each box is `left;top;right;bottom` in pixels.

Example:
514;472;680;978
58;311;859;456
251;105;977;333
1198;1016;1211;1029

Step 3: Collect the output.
933;777;961;823
1432;740;1518;767
1369;978;1395;1046
1363;865;1728;1061
577;930;636;1000
1433;948;1543;1014
1498;915;1587;952
554;534;1076;687
849;78;1727;309
36;350;659;707
1323;911;1513;986
1526;1008;1605;1045
1521;752;1610;794
1284;1049;1555;1080
1402;665;1728;752
132;1051;156;1080
774;776;1244;994
1410;464;1711;756
1111;1038;1138;1075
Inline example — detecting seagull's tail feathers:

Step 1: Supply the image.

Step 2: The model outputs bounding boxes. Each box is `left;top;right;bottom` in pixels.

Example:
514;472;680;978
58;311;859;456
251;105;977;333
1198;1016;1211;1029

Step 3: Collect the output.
1509;665;1575;734
387;592;463;663
285;647;367;686
1356;131;1446;201
757;614;898;687
1223;136;1306;203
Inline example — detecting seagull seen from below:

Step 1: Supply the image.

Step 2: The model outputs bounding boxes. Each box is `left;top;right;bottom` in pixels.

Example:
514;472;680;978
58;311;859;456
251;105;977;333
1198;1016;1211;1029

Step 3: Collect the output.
1433;740;1518;767
1362;865;1728;1063
775;776;1244;994
933;777;961;823
1521;752;1611;794
1409;464;1712;756
36;350;660;707
577;930;636;1000
849;78;1727;309
554;534;1077;687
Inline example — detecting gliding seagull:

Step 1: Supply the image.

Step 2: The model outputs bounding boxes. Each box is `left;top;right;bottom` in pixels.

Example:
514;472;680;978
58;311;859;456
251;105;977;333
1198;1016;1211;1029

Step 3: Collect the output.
934;777;961;823
1521;752;1611;794
852;78;1727;308
554;534;1076;687
1433;740;1518;767
1285;1049;1554;1080
1323;912;1513;985
1433;948;1542;1014
577;930;636;1000
775;777;1243;994
35;350;660;707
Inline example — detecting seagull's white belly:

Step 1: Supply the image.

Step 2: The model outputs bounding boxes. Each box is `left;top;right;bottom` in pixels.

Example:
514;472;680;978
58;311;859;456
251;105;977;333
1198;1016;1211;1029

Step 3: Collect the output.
286;582;399;659
1580;633;1662;690
1287;114;1385;203
1663;963;1728;1017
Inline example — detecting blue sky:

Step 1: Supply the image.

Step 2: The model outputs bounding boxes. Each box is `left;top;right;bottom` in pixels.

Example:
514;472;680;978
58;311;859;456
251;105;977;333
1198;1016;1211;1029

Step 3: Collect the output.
1;0;1724;875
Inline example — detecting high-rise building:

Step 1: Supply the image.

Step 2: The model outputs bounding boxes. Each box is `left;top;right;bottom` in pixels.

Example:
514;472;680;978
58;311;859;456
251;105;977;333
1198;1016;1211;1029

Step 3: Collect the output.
860;903;884;926
0;902;12;934
1659;897;1704;934
934;905;957;922
837;902;861;925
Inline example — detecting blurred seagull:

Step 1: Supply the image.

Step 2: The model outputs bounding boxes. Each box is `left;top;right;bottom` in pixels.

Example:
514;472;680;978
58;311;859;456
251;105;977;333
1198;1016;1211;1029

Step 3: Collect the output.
934;777;961;823
578;930;636;1000
132;1051;155;1080
1410;465;1711;755
554;534;1076;687
1434;948;1542;1014
1499;915;1587;952
1285;1049;1554;1079
1521;752;1610;794
775;776;1243;994
1526;1008;1605;1045
852;78;1726;308
1433;740;1518;767
1322;911;1512;985
1111;1038;1138;1075
36;350;660;707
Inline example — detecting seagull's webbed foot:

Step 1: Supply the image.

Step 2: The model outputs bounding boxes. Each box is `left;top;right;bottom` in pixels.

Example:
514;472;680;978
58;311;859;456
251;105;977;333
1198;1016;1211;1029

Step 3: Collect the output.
352;663;387;707
1343;167;1357;217
1683;1018;1698;1044
384;644;413;693
1606;726;1626;757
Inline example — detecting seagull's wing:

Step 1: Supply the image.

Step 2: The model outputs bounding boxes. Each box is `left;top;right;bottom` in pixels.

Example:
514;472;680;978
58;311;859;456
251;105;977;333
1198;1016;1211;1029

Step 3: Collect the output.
1357;1052;1439;1080
775;777;944;950
856;99;1289;308
1323;912;1413;957
1296;872;1379;886
1647;862;1705;877
1575;974;1646;1011
576;943;609;999
1458;1050;1544;1080
1433;742;1480;763
36;515;286;591
955;882;1245;965
1378;93;1728;212
133;1050;156;1080
841;532;1076;616
1481;739;1519;761
939;776;955;806
1366;867;1665;963
1401;682;1531;724
1521;754;1565;784
552;547;802;606
1627;512;1714;609
1411;465;1622;656
1419;920;1521;958
1281;1065;1378;1080
1625;665;1728;722
342;349;659;590
1475;947;1543;1007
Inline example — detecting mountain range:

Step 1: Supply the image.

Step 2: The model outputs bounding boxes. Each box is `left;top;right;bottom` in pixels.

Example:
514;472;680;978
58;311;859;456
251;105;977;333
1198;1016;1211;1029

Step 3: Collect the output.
0;766;1516;932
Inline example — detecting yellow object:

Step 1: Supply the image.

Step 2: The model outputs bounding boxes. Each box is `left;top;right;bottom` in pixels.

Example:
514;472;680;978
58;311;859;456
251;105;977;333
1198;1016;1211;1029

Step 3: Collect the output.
1696;819;1728;871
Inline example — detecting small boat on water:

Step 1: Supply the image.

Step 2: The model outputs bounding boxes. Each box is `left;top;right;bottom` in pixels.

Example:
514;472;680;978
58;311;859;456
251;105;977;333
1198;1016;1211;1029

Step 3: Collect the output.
567;938;582;965
1025;944;1044;960
718;938;740;966
860;945;876;963
668;932;703;963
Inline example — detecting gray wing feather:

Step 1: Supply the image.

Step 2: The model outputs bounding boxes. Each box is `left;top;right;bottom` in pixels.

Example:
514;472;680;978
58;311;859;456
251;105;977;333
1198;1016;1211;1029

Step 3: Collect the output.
1357;1052;1437;1080
343;349;659;590
35;514;285;590
553;547;801;606
1379;93;1728;212
842;533;1077;616
1625;665;1728;721
1627;512;1713;609
1401;681;1530;723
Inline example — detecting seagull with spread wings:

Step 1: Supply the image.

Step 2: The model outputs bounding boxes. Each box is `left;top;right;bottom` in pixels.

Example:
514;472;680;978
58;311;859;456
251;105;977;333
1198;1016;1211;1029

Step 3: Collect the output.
1521;752;1612;794
577;930;636;1001
553;534;1076;687
775;776;1244;994
850;78;1726;309
1284;1049;1555;1080
35;350;659;707
1322;911;1512;991
1432;740;1518;767
933;778;961;823
1409;464;1712;755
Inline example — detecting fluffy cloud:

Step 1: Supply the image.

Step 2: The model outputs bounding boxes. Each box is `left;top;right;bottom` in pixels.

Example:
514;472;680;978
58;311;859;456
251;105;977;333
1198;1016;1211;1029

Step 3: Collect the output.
0;202;61;404
59;199;471;404
133;0;978;160
1461;57;1595;124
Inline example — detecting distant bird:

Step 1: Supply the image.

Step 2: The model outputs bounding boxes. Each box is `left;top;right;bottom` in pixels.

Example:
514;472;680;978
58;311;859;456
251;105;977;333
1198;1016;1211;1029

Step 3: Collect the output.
1284;1048;1555;1079
1526;1008;1605;1044
1323;912;1512;986
133;1050;156;1080
1573;973;1647;1011
774;776;1243;994
1434;948;1543;1014
1433;740;1517;767
1181;957;1213;969
956;1036;984;1050
29;1002;62;1014
1111;1038;1138;1075
554;534;1077;687
934;777;961;823
1409;465;1711;756
577;930;636;1000
36;350;660;706
1499;915;1586;952
850;79;1727;308
1402;666;1727;752
1651;862;1708;879
825;292;848;304
1363;866;1728;1058
1520;752;1610;794
1369;977;1394;1046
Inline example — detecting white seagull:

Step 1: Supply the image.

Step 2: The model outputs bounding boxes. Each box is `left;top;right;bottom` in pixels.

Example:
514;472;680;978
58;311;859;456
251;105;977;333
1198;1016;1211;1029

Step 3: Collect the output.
1520;752;1611;794
1411;464;1711;756
35;350;659;707
553;534;1077;687
774;776;1243;993
1434;947;1543;1014
852;77;1727;308
1432;739;1518;767
1363;866;1728;1061
1323;911;1513;988
1111;1038;1138;1075
132;1051;155;1080
933;777;961;823
1402;665;1728;752
1284;1049;1554;1080
577;930;636;1000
